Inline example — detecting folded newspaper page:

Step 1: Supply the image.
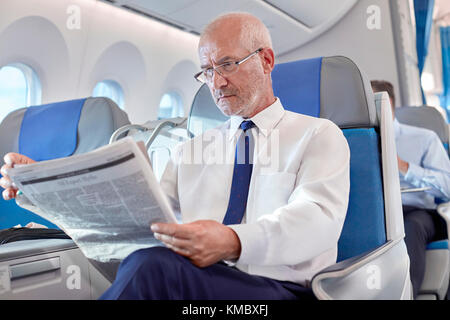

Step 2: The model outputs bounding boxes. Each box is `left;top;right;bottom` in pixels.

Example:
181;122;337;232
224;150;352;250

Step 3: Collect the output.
8;137;177;262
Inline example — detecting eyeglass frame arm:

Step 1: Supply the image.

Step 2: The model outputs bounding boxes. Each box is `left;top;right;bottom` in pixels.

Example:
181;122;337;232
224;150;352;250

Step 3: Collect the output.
194;48;263;83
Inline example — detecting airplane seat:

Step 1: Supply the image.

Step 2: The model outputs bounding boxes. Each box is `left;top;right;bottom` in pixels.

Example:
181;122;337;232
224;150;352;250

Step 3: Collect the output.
394;105;450;300
0;97;130;229
0;97;130;299
395;106;449;153
189;56;411;299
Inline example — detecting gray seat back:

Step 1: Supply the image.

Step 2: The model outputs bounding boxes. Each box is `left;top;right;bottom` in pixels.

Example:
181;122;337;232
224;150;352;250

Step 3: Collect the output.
395;106;449;147
0;97;130;160
0;97;130;229
187;85;229;137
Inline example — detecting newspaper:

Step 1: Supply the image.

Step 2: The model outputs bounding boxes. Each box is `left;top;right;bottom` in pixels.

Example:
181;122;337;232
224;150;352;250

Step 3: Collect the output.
7;137;177;262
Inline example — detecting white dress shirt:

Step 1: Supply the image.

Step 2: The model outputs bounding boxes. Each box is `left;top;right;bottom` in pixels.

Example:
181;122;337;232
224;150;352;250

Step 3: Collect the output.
160;98;350;286
394;119;450;209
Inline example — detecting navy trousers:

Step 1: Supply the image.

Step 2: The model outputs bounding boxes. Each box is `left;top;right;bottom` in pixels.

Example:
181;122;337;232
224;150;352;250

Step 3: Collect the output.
99;247;315;300
403;205;448;299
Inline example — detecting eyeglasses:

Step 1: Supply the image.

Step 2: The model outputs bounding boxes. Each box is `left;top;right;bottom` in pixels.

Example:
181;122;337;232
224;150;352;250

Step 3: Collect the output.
194;48;263;84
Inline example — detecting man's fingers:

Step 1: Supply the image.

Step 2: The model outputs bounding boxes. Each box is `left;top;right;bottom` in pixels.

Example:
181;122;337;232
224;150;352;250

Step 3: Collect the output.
154;232;192;249
4;153;35;167
157;236;192;257
1;164;11;177
2;188;16;201
164;243;191;257
151;223;192;239
154;232;174;243
0;176;12;189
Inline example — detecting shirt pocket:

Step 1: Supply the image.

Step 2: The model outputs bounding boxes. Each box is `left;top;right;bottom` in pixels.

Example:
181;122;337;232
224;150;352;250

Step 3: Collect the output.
251;172;297;219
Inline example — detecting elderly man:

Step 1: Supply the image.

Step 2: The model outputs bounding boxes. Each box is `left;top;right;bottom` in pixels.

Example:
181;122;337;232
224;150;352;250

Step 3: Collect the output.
1;13;350;300
371;80;449;299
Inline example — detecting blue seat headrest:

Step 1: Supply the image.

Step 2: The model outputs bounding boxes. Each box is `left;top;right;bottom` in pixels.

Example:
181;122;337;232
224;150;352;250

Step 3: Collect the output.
272;57;322;118
19;98;86;161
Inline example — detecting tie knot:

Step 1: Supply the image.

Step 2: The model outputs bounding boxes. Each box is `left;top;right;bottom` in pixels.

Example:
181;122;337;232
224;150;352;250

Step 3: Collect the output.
240;120;255;132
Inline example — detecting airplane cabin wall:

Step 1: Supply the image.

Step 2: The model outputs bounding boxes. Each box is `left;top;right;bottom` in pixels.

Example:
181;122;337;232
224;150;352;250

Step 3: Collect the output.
277;0;418;108
0;0;427;122
0;0;201;124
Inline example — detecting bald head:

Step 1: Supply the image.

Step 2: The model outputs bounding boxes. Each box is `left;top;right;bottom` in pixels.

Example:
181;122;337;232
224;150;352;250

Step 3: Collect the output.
197;12;276;118
200;12;273;53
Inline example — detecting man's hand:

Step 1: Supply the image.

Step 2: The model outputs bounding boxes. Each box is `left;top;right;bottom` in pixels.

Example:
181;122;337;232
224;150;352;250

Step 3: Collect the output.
397;156;409;175
0;153;36;200
151;220;241;268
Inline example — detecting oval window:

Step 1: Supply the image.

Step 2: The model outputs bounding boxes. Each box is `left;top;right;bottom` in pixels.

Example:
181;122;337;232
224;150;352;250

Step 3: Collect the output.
92;80;125;109
0;63;41;122
158;92;184;119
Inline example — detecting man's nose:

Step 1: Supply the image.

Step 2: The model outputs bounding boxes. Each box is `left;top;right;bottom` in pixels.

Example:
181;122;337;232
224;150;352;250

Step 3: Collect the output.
211;69;227;89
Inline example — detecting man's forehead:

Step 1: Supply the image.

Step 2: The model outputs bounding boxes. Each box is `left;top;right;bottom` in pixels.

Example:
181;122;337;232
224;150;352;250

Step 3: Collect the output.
198;40;244;68
199;49;236;67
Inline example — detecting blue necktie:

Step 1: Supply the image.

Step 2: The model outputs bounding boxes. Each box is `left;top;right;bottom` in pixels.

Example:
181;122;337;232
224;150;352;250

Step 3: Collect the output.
223;120;256;225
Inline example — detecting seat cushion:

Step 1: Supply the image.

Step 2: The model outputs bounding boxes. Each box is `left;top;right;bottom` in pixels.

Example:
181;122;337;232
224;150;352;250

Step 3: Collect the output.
337;128;386;261
426;240;449;250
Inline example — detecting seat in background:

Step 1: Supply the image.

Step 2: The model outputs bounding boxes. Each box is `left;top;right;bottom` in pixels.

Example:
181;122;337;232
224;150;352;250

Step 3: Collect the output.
0;97;130;229
0;97;130;299
394;105;449;300
395;105;449;152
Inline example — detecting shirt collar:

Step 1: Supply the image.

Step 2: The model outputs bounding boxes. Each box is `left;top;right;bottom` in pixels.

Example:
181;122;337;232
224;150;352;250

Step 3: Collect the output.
228;97;285;140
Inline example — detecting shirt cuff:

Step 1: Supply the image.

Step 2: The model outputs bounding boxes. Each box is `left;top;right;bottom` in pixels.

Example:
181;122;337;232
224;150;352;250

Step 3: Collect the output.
228;223;268;265
404;162;425;186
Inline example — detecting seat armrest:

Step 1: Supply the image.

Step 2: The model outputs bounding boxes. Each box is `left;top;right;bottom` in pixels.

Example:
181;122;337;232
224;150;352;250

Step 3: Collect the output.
0;238;77;261
419;249;449;300
312;239;412;300
437;202;450;241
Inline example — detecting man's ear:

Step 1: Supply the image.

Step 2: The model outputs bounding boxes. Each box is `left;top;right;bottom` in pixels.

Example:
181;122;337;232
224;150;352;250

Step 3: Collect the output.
260;48;275;74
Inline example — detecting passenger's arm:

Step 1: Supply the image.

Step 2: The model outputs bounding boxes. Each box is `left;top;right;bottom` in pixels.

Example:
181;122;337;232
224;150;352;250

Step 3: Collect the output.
0;153;36;200
397;157;409;174
229;122;350;266
403;132;450;200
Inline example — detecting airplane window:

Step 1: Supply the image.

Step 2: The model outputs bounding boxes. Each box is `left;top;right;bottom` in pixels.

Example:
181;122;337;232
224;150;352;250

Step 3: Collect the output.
421;72;435;92
0;63;42;122
158;92;184;119
92;80;125;109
